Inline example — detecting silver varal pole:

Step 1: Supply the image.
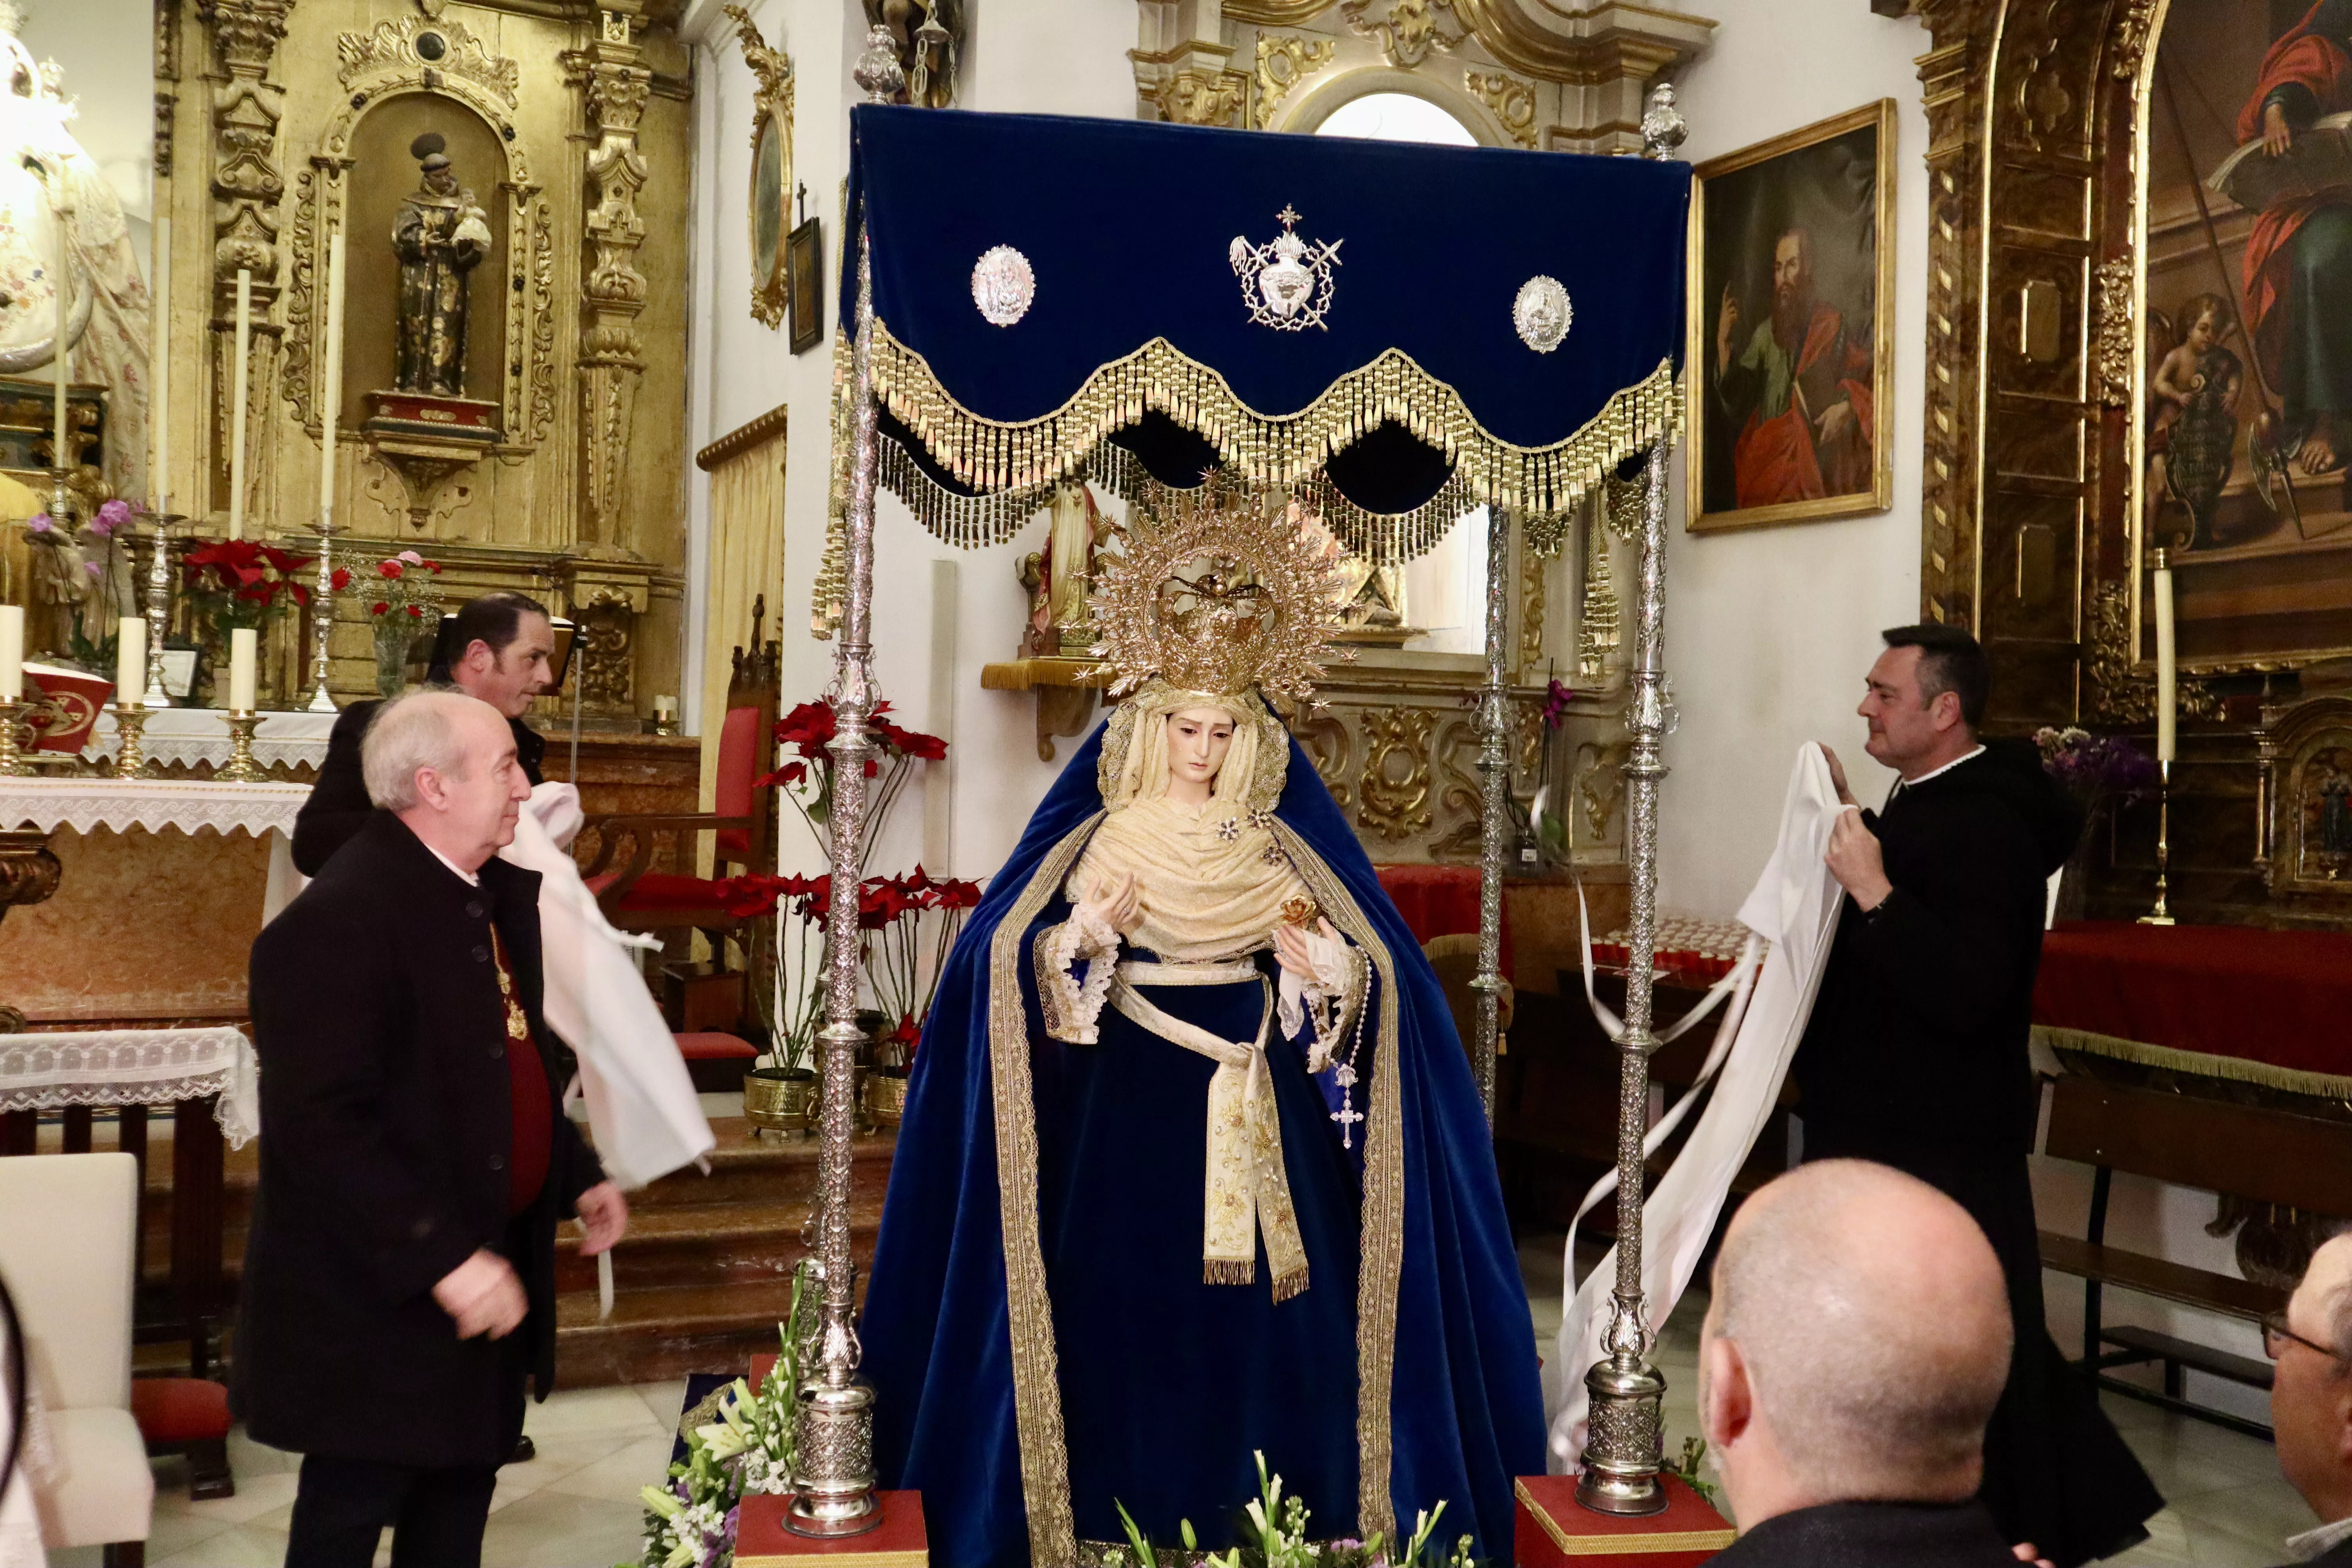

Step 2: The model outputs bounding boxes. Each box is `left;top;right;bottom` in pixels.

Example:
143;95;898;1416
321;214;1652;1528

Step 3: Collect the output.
142;514;177;708
1472;504;1512;1127
1576;79;1685;1518
788;24;902;1540
306;531;338;712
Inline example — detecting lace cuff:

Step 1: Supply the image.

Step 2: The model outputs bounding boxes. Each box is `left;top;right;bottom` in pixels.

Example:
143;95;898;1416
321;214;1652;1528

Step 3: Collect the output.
1036;906;1122;1044
1278;928;1367;1073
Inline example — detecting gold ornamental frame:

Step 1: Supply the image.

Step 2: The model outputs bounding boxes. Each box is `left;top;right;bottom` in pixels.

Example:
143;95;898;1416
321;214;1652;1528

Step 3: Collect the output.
1683;98;1897;533
285;15;556;452
727;5;795;332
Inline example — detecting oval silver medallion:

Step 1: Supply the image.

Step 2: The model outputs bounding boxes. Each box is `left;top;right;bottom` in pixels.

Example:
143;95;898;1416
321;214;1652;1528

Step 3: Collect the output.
971;245;1036;327
1514;275;1572;354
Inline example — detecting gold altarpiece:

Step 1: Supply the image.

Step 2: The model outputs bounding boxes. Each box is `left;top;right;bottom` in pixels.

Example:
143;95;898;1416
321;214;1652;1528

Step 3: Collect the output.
154;0;693;722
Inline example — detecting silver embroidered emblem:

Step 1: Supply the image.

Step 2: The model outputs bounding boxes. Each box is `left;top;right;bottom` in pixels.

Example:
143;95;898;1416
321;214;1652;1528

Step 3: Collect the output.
1228;206;1341;332
971;245;1035;327
1514;275;1572;353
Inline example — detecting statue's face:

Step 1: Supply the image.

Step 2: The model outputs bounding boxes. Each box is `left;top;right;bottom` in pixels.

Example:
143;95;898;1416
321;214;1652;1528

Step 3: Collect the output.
424;166;458;197
1165;707;1236;793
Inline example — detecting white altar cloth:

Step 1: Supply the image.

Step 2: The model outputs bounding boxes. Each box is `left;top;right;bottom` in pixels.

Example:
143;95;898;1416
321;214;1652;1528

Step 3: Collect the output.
0;777;314;923
0;1026;259;1147
80;708;337;772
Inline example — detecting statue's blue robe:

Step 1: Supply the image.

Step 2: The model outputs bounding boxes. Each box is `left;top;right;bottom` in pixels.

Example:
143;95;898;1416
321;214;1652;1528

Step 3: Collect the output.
860;728;1543;1567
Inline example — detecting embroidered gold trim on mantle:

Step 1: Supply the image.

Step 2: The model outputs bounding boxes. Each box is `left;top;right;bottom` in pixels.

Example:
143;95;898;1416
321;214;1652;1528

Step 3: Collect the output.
870;321;1678;519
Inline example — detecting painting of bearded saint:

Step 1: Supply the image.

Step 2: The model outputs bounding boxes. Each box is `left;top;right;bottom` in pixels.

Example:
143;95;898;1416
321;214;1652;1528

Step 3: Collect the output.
1688;102;1895;532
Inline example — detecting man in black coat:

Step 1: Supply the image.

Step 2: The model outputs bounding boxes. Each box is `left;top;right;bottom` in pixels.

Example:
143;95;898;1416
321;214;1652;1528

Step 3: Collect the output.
2267;1233;2352;1566
238;689;628;1568
1795;624;2161;1566
1697;1160;2023;1567
291;590;558;876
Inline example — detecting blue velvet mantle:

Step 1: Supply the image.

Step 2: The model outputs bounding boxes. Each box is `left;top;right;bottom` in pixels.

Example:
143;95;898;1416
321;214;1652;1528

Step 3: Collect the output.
859;727;1546;1568
842;105;1689;513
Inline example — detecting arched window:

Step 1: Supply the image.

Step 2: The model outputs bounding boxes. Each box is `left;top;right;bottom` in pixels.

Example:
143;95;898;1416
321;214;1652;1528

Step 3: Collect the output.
1313;91;1478;147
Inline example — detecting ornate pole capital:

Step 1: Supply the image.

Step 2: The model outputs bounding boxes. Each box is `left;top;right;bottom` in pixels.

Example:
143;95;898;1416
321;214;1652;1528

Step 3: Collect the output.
1640;80;1687;161
855;24;907;106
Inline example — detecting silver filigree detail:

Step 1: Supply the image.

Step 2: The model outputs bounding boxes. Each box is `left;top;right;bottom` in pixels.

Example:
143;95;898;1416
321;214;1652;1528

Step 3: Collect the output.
1514;275;1572;354
971;245;1035;328
1228;205;1341;332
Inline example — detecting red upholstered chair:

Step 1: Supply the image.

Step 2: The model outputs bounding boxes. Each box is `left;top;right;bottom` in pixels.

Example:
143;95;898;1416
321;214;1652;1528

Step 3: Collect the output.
131;1376;234;1500
579;610;781;1033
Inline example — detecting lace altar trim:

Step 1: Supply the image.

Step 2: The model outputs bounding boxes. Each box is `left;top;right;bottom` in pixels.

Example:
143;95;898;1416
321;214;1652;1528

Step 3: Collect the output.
82;710;334;771
0;1027;260;1147
0;777;309;839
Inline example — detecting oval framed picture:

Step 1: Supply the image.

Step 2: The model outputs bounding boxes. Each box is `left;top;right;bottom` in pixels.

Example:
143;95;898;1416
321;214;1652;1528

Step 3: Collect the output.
749;108;789;328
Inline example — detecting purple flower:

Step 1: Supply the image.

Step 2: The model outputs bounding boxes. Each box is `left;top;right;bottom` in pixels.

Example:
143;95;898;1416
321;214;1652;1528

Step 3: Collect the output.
27;513;50;534
83;559;101;577
90;498;131;537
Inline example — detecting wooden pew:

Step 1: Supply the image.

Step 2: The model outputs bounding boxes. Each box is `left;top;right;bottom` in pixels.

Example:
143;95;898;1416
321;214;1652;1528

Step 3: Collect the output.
2038;1075;2352;1438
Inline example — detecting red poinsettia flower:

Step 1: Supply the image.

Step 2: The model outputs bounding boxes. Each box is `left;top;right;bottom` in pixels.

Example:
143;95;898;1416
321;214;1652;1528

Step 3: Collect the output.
933;878;983;911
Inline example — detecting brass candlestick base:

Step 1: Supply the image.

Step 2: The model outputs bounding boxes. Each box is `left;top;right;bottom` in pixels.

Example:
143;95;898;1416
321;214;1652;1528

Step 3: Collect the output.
0;700;31;777
112;703;152;778
216;711;265;782
2139;758;2175;926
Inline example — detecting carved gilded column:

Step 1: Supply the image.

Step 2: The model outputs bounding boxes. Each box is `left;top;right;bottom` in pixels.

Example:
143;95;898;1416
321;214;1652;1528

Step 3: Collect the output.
573;6;652;559
201;0;293;534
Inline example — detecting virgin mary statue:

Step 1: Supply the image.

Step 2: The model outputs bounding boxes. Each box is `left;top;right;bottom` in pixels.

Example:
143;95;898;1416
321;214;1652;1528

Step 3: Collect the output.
862;483;1544;1567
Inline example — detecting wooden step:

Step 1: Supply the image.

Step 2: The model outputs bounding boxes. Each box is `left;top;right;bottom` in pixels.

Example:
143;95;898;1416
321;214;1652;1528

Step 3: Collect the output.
552;1194;884;1293
556;1271;877;1388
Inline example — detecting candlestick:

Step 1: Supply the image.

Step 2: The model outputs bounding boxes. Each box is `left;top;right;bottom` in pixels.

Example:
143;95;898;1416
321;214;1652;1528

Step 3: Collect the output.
0;699;29;778
307;231;347;714
228;268;250;540
111;701;149;778
217;710;263;783
2141;758;2175;927
227;625;257;712
51;179;70;483
143;515;176;707
2152;547;2176;764
0;604;21;702
116;615;145;699
151;211;169;514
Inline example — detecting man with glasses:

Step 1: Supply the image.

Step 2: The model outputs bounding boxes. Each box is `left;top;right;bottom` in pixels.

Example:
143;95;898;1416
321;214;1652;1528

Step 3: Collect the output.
2269;1232;2352;1565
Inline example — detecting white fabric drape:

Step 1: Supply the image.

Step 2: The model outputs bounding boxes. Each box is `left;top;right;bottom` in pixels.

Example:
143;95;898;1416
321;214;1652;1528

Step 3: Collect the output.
1546;742;1846;1467
502;784;714;1193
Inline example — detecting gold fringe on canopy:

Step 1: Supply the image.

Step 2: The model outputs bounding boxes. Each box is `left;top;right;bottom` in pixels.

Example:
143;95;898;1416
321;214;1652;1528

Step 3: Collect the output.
2035;1025;2352;1104
810;321;1679;637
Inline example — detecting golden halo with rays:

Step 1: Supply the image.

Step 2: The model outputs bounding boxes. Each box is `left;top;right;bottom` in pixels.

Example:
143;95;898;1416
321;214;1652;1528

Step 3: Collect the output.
1086;473;1353;711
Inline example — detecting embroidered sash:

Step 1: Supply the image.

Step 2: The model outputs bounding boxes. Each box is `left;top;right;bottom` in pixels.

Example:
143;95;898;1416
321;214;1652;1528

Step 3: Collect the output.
1110;960;1310;1302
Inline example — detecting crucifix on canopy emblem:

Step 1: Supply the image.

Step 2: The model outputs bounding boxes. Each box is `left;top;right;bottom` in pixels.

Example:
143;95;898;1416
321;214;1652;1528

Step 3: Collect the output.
1229;205;1342;331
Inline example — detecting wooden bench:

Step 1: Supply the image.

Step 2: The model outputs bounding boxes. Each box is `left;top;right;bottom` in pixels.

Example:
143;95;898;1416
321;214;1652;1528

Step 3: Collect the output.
2038;1074;2352;1439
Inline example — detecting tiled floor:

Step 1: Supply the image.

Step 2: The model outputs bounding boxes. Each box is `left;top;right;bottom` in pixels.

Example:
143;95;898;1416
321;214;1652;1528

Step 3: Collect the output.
53;1243;2323;1567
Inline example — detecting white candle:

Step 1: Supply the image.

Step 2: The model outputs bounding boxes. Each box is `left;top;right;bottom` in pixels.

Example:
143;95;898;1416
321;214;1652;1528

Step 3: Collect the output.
228;268;250;540
0;605;21;702
228;626;257;711
150;212;169;512
654;694;677;721
318;230;345;528
2153;561;2177;763
51;185;70;478
116;616;145;703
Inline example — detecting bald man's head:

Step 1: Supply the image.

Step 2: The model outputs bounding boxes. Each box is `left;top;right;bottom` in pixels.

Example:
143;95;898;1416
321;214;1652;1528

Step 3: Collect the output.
1699;1161;2012;1519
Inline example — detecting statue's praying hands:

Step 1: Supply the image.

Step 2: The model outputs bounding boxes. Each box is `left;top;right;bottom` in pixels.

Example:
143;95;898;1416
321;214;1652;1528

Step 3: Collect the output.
1076;871;1140;936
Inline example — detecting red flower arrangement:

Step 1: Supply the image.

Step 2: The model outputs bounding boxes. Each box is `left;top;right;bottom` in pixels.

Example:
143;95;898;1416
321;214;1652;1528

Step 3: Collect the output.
759;697;948;875
181;538;316;634
352;550;446;622
717;864;982;1073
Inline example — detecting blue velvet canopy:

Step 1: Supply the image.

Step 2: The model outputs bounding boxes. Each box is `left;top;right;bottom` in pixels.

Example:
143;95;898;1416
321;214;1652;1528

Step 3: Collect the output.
834;105;1691;564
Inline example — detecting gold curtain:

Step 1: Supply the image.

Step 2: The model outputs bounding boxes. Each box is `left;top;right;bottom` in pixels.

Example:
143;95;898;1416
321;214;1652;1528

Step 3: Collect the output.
698;410;787;812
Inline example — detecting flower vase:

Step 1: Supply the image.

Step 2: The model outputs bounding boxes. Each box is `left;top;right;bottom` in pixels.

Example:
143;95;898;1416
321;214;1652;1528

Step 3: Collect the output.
372;618;414;699
2053;798;2107;924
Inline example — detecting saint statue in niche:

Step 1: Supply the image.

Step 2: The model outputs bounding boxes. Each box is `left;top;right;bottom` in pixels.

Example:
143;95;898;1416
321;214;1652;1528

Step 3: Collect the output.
861;481;1542;1568
392;133;493;398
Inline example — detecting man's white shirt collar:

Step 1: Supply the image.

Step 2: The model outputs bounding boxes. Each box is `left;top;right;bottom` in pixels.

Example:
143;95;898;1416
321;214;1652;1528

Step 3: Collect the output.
2290;1515;2352;1561
424;842;481;887
1895;744;1986;791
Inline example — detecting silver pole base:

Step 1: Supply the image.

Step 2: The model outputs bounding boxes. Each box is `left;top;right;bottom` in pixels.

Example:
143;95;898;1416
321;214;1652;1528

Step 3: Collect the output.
786;1380;882;1538
1574;1350;1668;1515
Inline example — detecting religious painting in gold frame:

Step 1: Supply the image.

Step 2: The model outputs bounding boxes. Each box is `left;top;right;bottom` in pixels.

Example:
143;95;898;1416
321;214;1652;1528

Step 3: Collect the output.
1684;100;1895;534
788;215;824;354
2130;0;2352;677
727;4;795;331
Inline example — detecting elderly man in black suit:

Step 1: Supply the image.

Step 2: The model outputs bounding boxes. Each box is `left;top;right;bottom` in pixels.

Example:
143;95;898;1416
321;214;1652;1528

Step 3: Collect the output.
237;689;628;1568
290;591;558;876
1695;1160;2022;1567
2268;1232;2352;1566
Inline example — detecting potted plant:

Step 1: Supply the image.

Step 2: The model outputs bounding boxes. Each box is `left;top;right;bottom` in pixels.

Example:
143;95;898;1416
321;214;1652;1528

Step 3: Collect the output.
179;537;314;706
336;550;446;698
2036;726;2160;922
861;867;981;1127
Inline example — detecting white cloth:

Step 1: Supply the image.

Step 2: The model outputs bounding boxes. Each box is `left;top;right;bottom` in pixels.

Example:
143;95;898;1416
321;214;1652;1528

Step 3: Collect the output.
0;1359;47;1568
1546;741;1847;1468
2290;1516;2352;1562
499;783;713;1192
0;1027;259;1149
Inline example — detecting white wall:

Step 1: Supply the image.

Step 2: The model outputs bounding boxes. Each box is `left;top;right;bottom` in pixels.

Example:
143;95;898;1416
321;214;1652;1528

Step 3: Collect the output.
1649;0;1930;920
